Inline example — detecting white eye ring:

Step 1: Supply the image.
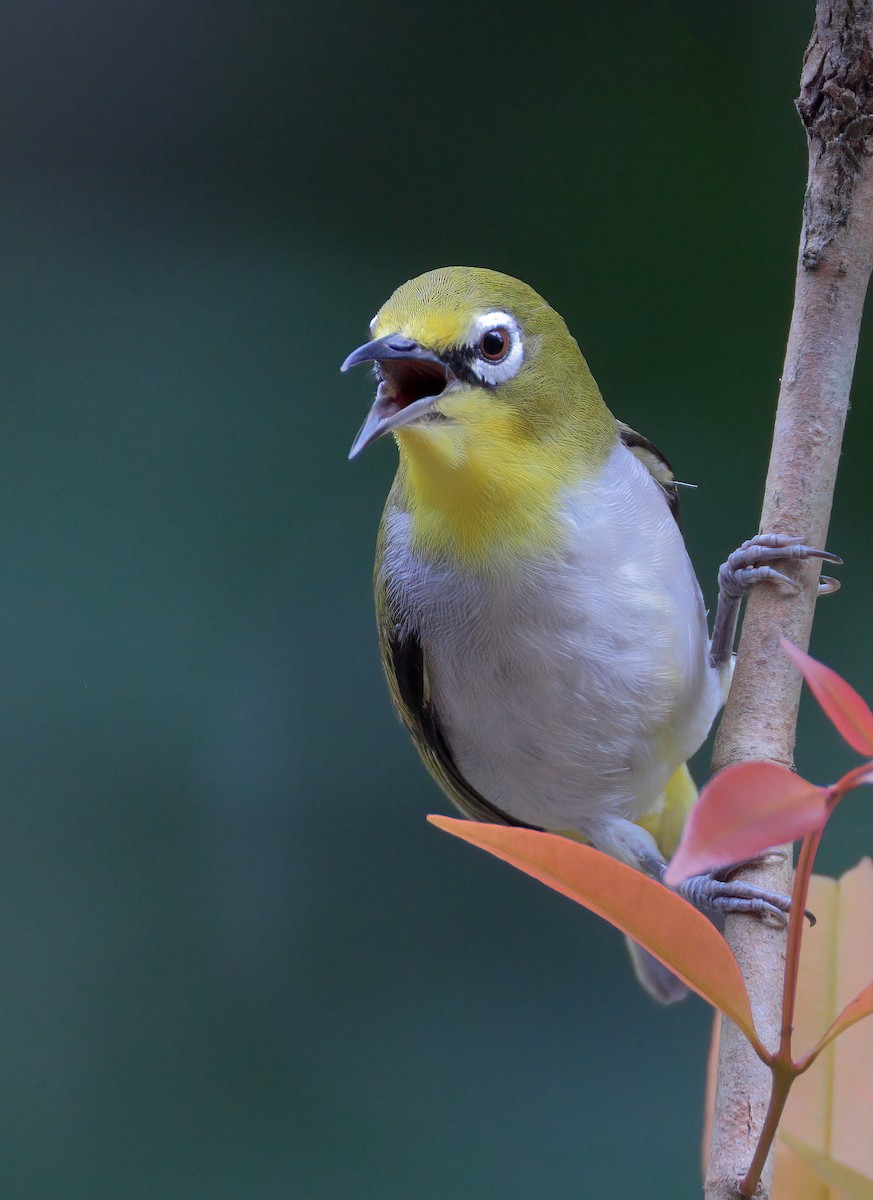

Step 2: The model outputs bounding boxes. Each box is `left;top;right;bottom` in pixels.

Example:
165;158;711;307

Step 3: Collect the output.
468;310;524;385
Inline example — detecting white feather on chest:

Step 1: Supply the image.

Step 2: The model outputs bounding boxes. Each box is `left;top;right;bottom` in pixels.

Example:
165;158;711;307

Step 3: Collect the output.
382;441;723;841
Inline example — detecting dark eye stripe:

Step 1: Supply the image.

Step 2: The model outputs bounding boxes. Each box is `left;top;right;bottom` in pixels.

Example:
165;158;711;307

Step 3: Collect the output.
444;347;493;387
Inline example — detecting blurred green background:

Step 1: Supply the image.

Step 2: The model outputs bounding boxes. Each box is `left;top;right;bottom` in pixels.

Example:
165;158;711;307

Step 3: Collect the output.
1;2;871;1197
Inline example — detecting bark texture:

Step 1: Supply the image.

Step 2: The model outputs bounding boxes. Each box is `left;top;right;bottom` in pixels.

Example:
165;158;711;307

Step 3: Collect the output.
706;4;873;1198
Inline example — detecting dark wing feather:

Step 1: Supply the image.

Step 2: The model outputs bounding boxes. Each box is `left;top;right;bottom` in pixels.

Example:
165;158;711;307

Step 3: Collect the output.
376;573;538;829
617;421;682;528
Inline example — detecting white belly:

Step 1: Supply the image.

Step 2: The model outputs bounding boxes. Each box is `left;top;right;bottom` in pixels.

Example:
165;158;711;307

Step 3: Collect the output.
382;442;723;845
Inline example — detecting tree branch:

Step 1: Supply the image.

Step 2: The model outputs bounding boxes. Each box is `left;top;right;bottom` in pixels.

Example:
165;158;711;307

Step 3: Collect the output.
705;4;873;1198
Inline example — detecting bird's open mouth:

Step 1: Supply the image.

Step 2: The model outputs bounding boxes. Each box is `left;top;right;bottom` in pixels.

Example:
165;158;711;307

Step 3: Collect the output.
377;358;450;419
345;338;453;458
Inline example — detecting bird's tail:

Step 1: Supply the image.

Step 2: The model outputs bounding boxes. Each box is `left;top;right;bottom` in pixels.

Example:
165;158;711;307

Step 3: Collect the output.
623;937;689;1004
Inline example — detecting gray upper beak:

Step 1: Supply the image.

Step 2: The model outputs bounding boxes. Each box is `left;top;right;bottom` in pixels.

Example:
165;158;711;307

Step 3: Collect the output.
341;333;442;373
343;333;449;459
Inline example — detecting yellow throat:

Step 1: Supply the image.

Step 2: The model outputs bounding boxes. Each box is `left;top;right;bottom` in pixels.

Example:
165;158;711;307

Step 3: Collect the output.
393;403;595;566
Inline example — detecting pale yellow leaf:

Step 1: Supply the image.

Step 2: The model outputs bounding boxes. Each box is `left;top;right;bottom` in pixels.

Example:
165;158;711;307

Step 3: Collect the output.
774;859;873;1198
779;1133;873;1200
703;861;873;1199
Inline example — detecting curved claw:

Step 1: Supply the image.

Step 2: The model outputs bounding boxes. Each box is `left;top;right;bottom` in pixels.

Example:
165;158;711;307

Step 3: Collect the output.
680;858;817;926
711;534;843;672
718;534;842;601
743;566;799;594
713;853;816;925
733;533;841;566
677;871;792;928
818;575;841;596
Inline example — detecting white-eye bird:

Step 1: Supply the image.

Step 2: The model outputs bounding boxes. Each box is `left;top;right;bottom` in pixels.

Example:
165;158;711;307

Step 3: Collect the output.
343;267;839;1002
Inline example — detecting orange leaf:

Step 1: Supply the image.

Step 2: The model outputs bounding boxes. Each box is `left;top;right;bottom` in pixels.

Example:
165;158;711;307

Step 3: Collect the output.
664;761;828;886
781;639;873;757
429;816;764;1054
701;1010;720;1177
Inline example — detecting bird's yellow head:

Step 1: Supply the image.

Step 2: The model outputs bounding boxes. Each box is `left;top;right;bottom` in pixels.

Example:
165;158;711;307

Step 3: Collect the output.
343;267;618;566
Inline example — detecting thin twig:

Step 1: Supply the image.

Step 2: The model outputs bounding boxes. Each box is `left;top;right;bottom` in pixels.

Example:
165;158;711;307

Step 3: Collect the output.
737;828;825;1197
779;830;823;1058
705;4;873;1198
739;1066;795;1198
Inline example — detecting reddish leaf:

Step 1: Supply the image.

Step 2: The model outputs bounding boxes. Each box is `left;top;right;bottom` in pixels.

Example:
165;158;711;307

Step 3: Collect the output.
835;762;873;797
429;816;765;1054
664;761;828;886
782;639;873;757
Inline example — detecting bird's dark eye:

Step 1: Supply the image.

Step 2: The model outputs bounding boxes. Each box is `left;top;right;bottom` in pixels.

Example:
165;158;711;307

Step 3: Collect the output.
479;328;511;362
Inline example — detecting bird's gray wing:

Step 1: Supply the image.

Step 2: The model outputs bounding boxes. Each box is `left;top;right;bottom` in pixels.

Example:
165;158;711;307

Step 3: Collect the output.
617;421;682;527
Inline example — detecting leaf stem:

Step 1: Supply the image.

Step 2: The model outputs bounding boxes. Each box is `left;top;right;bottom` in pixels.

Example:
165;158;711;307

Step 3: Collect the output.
739;1064;795;1197
780;830;823;1055
736;829;824;1194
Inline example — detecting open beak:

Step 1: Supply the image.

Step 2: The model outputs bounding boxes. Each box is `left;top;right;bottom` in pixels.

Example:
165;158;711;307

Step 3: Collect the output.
342;334;451;459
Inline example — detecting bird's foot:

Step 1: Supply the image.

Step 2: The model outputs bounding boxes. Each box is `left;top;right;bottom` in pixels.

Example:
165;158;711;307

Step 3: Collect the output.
709;533;841;670
675;868;792;927
644;850;796;927
718;533;842;601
